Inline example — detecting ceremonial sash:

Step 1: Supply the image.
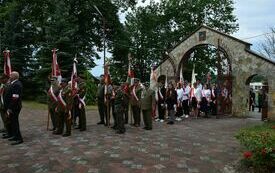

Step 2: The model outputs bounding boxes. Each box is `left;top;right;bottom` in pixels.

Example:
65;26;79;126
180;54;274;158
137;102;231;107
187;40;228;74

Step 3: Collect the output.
133;86;139;101
78;94;86;107
0;86;4;105
48;86;58;102
57;90;66;109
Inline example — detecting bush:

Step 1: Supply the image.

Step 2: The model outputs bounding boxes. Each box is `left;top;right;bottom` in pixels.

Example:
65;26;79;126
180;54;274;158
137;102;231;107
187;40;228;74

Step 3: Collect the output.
235;122;275;173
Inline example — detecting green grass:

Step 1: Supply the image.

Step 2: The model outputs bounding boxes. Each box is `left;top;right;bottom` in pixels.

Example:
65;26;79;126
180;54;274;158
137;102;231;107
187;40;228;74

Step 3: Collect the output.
22;101;98;110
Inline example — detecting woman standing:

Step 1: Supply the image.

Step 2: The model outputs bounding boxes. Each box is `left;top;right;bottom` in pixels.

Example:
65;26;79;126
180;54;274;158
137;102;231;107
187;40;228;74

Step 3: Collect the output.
166;82;177;125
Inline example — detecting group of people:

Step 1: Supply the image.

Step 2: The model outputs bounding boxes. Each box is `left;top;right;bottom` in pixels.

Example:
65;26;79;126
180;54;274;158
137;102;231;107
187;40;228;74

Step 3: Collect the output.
47;76;86;137
155;79;231;124
0;71;23;145
97;76;155;134
96;74;232;134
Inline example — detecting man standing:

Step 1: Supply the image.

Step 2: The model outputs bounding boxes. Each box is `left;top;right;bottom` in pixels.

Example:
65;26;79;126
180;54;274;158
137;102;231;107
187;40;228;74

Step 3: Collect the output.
76;77;86;131
140;82;155;130
47;77;59;131
97;75;105;125
114;84;128;134
4;71;23;145
130;79;142;127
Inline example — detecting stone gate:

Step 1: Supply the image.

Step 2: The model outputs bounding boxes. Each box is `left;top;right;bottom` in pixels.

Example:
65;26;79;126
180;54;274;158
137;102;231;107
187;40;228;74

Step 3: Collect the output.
155;25;275;120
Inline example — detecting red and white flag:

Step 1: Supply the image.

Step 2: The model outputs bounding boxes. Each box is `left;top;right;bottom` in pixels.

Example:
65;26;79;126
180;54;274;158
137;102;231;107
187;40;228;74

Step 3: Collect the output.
3;49;11;77
71;57;78;95
51;48;62;83
126;53;134;86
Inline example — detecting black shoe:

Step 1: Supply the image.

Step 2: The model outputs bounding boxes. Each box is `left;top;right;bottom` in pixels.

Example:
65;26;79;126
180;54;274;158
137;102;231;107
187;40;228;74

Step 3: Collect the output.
62;133;71;137
8;137;17;141
0;129;6;133
116;131;125;134
167;121;174;125
143;127;152;130
53;131;62;135
80;128;86;131
49;128;56;131
2;135;12;139
11;140;23;145
97;121;104;125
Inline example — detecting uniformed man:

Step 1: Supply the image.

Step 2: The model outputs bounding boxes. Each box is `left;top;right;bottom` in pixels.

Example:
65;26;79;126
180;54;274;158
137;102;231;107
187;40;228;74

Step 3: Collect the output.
76;77;86;131
140;82;155;130
97;75;105;125
4;71;23;145
114;84;128;134
129;78;142;127
47;77;59;131
53;79;74;137
122;82;130;124
0;74;11;138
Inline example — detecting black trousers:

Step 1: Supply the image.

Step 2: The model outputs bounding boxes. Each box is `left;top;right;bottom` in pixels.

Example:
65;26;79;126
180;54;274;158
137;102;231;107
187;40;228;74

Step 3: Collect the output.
124;103;129;124
10;110;23;141
49;108;57;129
132;105;141;125
182;100;189;115
116;109;125;133
97;100;105;123
78;107;86;130
158;103;165;120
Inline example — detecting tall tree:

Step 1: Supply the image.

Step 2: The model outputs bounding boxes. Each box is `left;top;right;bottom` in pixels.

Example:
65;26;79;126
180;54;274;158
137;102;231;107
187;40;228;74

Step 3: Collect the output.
111;0;239;82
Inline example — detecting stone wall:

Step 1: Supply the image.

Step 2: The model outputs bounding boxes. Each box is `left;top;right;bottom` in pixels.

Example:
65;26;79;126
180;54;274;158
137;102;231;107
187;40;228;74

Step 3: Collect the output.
155;26;275;120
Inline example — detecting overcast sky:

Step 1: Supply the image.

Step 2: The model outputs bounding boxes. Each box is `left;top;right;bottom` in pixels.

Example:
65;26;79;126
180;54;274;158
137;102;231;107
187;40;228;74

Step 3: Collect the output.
91;0;275;77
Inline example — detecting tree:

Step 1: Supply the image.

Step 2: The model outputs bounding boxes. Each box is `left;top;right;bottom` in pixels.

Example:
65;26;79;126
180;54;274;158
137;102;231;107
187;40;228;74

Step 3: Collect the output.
259;27;275;60
110;0;239;82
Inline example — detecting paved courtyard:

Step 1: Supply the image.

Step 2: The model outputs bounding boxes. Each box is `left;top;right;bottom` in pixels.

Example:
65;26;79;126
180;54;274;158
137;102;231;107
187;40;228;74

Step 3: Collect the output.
0;106;262;173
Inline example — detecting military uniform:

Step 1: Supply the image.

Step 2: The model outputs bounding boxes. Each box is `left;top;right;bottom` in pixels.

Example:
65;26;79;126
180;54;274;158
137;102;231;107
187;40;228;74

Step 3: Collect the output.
47;79;59;131
130;81;142;126
140;86;155;130
114;87;127;134
97;82;105;124
54;83;74;136
77;80;86;131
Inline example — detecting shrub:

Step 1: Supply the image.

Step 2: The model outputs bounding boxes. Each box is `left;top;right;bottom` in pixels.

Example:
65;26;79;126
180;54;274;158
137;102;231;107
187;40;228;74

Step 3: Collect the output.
235;122;275;173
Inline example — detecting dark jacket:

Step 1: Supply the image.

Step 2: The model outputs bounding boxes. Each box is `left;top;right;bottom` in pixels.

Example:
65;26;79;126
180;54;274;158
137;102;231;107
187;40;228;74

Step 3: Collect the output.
4;80;23;113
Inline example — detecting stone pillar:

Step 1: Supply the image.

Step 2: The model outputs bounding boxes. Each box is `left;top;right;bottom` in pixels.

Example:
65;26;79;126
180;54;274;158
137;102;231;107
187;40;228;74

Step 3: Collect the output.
268;89;275;121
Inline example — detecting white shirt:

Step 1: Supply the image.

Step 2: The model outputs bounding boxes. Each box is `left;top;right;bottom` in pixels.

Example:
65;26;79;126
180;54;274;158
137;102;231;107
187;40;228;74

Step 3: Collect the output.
182;85;191;101
176;88;183;102
202;89;211;101
194;87;202;102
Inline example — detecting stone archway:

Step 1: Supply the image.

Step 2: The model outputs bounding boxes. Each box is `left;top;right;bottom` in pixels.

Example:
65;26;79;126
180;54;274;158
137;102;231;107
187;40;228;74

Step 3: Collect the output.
155;25;275;120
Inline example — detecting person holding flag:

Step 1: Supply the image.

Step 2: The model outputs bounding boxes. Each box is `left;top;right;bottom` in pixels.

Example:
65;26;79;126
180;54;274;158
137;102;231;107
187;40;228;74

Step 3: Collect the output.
47;48;62;131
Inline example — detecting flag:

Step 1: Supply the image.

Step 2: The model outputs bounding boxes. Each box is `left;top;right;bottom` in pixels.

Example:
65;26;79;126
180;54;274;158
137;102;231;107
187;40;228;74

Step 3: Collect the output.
104;64;111;85
71;57;78;95
3;49;11;77
126;53;134;86
51;48;62;83
179;65;184;84
150;66;157;90
191;64;197;88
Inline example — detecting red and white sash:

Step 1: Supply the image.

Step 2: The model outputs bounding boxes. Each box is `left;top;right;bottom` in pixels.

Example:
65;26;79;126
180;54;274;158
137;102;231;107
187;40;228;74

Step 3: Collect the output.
48;86;58;102
132;86;139;101
78;94;86;107
57;90;66;109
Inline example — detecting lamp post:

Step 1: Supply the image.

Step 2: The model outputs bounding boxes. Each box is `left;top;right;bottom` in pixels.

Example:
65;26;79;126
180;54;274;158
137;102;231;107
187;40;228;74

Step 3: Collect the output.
94;5;106;68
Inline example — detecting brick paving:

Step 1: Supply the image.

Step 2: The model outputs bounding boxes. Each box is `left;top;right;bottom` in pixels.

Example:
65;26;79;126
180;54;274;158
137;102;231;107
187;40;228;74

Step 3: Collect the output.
0;107;262;173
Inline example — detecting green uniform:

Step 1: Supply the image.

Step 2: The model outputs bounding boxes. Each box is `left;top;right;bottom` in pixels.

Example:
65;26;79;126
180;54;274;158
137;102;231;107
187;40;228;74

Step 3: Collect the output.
97;83;105;124
77;81;86;131
55;85;74;136
48;82;59;130
140;87;155;130
114;88;127;133
130;85;142;126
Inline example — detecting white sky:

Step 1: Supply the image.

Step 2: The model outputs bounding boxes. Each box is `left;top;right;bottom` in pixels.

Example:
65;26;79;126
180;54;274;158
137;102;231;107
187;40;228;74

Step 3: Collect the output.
91;0;275;77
